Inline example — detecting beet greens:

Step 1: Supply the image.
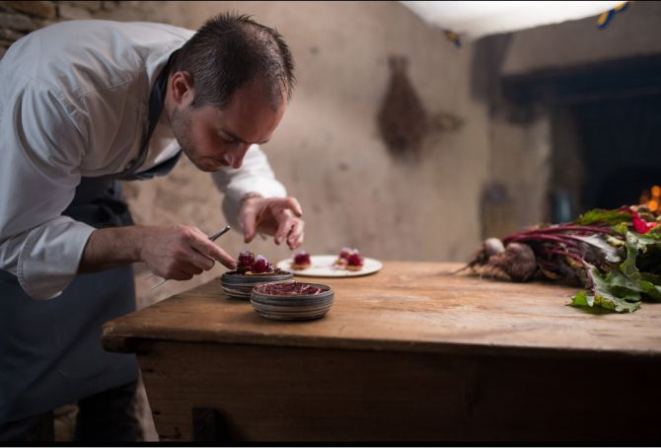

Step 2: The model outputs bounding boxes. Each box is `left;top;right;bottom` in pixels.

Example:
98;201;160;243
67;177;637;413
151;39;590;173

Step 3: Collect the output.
463;206;661;313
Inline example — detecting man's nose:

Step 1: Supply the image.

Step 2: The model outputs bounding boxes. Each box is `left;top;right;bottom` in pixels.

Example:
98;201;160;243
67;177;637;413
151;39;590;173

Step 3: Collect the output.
229;144;250;169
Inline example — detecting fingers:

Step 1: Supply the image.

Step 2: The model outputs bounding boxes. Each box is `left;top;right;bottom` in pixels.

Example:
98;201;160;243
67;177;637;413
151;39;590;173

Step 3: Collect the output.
273;214;305;249
188;233;237;270
154;261;201;281
290;233;304;250
240;203;258;244
145;225;239;282
285;197;303;217
187;246;215;270
169;260;204;280
270;197;303;218
273;212;294;245
286;218;305;250
241;196;305;240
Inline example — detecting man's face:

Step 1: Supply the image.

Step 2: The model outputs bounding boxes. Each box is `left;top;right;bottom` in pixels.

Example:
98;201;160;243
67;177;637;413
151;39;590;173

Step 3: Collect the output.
169;81;287;172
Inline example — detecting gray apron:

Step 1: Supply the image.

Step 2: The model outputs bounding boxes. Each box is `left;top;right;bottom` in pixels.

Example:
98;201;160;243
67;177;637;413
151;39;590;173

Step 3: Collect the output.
0;50;181;424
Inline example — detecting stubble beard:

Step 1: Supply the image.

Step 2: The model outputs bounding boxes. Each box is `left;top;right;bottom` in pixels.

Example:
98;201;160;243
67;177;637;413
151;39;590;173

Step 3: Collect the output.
169;107;210;171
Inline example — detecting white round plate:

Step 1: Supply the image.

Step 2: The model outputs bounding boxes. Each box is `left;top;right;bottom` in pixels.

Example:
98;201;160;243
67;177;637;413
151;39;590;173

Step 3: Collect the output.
276;255;382;278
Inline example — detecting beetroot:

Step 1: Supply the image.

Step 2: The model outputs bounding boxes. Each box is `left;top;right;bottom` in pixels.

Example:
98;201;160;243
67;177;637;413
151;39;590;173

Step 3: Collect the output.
347;253;363;267
294;251;311;265
489;242;536;281
238;251;256;270
339;248;353;260
258;282;323;296
458;205;661;313
234;251;275;274
251;255;273;274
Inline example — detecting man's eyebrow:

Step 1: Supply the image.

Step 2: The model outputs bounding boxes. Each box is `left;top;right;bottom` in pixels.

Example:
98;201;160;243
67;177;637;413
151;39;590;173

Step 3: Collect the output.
220;129;248;145
220;129;270;145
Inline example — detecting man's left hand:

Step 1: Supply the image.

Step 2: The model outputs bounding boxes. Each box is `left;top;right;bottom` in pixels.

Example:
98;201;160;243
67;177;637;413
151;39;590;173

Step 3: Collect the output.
239;195;305;250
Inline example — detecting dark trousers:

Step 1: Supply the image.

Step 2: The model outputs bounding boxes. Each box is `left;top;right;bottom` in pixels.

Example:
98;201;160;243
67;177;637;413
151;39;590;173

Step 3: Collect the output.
0;381;139;442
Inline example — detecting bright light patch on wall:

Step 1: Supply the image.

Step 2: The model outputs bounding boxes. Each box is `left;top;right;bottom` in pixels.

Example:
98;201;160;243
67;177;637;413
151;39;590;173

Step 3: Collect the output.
400;1;624;39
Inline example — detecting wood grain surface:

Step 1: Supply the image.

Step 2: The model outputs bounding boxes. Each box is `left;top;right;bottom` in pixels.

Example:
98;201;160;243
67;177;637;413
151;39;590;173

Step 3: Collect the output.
103;262;661;359
135;340;661;442
101;262;661;442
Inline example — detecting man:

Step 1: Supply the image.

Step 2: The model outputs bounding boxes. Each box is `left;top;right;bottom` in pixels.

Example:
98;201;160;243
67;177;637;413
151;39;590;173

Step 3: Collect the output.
0;13;304;441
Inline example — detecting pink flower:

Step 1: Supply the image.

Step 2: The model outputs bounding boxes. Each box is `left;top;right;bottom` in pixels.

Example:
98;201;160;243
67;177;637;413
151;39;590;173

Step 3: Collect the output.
621;208;657;234
633;218;657;234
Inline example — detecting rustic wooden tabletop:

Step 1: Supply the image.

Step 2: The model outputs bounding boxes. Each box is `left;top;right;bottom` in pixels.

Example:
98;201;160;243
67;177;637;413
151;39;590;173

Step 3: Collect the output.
103;261;661;359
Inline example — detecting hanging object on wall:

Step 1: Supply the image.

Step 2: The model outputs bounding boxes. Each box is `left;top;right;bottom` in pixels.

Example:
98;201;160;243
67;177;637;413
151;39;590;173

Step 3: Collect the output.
377;56;430;160
443;29;461;48
597;1;630;29
377;56;464;160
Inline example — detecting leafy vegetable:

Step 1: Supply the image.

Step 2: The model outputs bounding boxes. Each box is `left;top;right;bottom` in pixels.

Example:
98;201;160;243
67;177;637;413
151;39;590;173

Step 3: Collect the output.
573;265;641;313
574;209;632;226
463;205;661;313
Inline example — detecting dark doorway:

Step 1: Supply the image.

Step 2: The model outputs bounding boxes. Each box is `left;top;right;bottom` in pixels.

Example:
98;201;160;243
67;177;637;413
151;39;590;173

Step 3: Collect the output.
576;94;661;211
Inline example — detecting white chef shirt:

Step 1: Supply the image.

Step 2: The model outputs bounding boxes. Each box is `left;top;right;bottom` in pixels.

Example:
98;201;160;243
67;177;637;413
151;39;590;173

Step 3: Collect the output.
0;20;287;300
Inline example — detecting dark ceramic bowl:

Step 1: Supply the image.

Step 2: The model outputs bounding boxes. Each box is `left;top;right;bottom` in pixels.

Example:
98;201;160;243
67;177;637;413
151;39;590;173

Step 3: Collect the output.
250;282;334;321
220;269;294;300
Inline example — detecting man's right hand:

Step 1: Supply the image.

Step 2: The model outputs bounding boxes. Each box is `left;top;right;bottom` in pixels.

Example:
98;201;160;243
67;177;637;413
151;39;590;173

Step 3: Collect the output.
79;224;237;280
139;225;236;280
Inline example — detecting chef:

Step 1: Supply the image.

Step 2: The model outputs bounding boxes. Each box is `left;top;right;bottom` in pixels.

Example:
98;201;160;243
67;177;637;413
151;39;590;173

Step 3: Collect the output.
0;13;303;441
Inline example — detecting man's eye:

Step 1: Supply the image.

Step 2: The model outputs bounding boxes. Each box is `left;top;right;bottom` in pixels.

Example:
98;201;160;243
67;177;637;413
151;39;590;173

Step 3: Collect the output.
219;134;235;143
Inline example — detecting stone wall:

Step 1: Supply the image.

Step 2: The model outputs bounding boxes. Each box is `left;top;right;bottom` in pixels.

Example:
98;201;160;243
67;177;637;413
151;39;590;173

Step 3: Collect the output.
0;1;129;58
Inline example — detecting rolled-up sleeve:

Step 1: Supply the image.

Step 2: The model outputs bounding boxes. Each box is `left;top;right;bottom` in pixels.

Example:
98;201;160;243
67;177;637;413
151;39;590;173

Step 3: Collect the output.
211;145;287;228
0;82;95;300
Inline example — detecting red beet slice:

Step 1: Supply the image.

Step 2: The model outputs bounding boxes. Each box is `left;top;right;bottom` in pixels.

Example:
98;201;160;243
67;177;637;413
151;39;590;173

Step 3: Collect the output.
294;251;311;265
251;255;273;274
258;282;324;296
347;253;363;266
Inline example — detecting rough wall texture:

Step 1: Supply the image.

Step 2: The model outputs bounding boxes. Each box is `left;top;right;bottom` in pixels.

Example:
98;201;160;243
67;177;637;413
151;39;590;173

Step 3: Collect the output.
0;1;491;440
0;1;125;57
0;0;493;302
85;1;493;305
2;0;658;442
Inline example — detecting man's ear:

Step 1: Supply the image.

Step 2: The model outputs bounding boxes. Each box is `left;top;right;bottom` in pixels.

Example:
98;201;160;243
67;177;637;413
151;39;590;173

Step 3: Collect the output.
170;71;195;107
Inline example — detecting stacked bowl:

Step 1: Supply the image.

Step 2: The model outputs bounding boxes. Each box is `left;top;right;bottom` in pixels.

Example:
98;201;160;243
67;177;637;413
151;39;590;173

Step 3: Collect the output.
250;282;334;321
220;270;294;300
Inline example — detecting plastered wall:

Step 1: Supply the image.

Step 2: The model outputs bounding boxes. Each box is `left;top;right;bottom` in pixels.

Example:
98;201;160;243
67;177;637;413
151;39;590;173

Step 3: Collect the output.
87;1;493;303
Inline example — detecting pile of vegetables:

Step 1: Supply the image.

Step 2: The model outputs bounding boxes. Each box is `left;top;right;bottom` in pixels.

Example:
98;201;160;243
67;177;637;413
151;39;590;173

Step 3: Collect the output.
462;205;661;313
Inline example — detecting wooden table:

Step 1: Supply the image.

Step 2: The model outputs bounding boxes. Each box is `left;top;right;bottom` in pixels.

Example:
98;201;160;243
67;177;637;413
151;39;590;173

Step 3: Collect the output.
102;262;661;443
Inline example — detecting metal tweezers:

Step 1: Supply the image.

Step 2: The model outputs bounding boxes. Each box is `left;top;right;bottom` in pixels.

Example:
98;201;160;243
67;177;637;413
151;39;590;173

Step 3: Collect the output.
149;225;232;291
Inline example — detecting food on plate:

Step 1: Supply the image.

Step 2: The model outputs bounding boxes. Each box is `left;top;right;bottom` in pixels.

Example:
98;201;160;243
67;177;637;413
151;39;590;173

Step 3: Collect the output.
333;247;363;271
345;252;364;271
255;282;324;296
250;255;274;274
237;251;256;273
232;251;283;276
291;251;312;270
332;247;352;268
